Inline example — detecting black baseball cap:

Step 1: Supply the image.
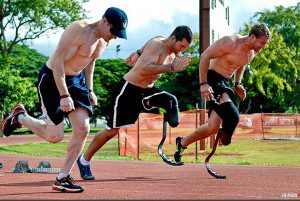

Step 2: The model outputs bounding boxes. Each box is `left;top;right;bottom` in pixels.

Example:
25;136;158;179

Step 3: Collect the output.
104;7;128;39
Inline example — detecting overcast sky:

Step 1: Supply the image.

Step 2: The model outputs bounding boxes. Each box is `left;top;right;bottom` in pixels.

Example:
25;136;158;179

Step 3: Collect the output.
25;0;298;59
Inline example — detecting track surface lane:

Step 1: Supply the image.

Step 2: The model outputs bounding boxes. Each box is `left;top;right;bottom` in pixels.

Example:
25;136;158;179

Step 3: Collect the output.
0;154;299;200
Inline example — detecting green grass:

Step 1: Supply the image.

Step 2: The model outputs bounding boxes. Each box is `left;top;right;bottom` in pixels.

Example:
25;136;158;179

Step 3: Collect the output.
148;140;300;166
208;140;300;166
0;138;299;166
12;125;105;135
0;138;132;160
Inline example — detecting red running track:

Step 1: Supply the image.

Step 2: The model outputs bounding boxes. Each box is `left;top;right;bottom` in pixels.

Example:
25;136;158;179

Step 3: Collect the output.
0;154;299;200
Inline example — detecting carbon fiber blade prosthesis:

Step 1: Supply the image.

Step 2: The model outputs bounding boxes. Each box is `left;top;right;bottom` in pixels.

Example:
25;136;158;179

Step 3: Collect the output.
158;114;184;166
205;132;227;179
205;163;227;179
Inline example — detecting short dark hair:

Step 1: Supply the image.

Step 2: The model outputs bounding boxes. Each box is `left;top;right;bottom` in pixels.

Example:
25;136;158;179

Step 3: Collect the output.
249;23;271;38
170;25;193;43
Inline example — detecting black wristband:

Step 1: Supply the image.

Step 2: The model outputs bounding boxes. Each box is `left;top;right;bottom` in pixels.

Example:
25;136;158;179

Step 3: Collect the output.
60;94;70;99
88;89;93;92
234;82;241;87
200;82;207;86
136;50;141;57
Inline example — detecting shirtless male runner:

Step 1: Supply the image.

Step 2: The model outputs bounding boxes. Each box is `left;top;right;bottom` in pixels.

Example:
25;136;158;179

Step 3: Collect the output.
173;24;271;163
76;25;193;180
2;7;128;192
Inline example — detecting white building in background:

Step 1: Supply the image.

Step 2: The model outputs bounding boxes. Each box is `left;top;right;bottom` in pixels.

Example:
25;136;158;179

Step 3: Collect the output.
210;0;231;44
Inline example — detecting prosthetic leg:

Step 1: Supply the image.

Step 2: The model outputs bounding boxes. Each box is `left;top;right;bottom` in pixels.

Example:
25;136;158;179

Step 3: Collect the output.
204;130;227;179
158;113;184;166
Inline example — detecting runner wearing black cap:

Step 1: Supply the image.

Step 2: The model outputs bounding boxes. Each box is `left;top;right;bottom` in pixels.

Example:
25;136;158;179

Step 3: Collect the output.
2;7;128;193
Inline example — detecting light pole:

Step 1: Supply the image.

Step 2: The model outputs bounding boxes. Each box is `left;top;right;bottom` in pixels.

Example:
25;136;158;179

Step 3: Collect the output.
116;45;121;58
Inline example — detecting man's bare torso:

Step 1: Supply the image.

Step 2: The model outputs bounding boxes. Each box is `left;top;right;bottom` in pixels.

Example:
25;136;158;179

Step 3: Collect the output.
210;35;256;78
124;36;175;88
46;20;107;76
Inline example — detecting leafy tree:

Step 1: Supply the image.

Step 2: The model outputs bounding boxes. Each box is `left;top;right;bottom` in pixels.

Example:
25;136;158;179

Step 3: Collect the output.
250;3;300;113
157;56;200;111
252;3;300;56
0;55;37;114
92;59;131;121
0;0;88;54
0;43;48;121
8;43;47;82
185;32;200;57
238;26;298;113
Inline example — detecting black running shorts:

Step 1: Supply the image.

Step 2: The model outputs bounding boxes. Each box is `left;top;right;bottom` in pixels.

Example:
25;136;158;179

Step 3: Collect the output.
37;65;93;125
207;69;236;115
105;78;178;129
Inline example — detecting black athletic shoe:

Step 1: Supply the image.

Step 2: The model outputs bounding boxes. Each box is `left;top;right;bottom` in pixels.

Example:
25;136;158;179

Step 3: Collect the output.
2;104;27;137
174;137;186;163
77;155;95;180
52;175;84;193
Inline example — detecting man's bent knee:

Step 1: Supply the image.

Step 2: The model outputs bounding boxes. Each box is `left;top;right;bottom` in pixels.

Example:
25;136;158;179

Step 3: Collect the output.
147;92;179;127
217;101;240;146
220;130;232;146
221;104;239;134
165;108;179;127
46;133;64;143
168;119;179;128
44;123;64;143
208;126;220;136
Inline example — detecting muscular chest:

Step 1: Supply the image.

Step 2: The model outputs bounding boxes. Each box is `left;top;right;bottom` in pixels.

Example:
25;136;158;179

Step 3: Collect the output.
224;49;254;68
77;40;106;59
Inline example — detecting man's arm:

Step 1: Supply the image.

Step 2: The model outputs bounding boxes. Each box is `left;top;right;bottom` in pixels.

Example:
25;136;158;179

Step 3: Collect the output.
84;59;95;91
85;40;107;89
51;23;81;96
137;39;150;54
50;23;82;112
84;59;98;105
126;36;164;66
135;40;190;76
234;66;246;85
137;36;163;54
234;65;247;100
134;40;170;75
125;41;149;66
199;36;236;83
